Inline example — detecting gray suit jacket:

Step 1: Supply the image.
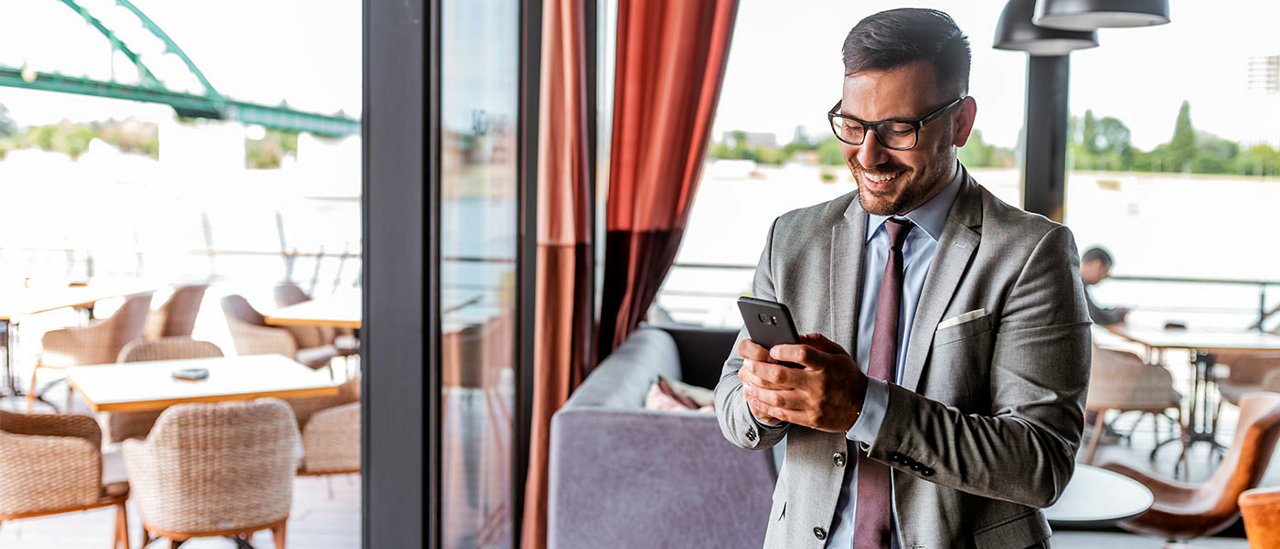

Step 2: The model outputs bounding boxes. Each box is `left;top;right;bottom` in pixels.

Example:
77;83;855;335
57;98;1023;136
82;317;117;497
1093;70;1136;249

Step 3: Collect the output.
715;172;1091;549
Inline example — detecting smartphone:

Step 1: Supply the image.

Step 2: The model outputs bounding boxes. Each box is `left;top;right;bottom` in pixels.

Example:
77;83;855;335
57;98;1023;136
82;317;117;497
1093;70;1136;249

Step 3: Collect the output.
737;296;803;368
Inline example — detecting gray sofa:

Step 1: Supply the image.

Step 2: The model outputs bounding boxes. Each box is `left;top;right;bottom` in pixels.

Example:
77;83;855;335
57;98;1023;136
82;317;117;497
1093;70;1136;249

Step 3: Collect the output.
548;325;778;549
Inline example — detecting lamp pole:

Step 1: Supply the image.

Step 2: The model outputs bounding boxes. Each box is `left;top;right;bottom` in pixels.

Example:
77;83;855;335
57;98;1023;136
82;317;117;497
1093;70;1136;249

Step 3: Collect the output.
1021;55;1071;222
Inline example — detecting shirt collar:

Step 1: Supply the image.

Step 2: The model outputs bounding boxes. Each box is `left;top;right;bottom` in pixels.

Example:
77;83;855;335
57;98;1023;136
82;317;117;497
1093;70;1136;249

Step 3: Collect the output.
866;163;964;243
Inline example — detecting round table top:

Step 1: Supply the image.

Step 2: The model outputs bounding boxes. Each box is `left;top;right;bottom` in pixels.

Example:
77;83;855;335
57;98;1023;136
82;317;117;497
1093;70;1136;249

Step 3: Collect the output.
1043;464;1154;528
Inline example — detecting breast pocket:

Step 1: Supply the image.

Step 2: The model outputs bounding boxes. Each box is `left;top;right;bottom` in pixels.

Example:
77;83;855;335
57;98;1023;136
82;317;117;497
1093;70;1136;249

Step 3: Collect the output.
933;310;993;346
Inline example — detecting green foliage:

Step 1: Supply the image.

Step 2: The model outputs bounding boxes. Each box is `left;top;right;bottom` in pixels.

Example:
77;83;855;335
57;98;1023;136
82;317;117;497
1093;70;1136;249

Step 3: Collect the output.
1081;110;1099;155
1168;100;1197;172
0;104;15;138
245;128;300;169
958;129;1014;168
817;136;845;166
1067;101;1280;178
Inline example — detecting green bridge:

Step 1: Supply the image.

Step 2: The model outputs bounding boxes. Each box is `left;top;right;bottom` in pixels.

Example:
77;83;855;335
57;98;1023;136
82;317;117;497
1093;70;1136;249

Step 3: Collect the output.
0;0;359;137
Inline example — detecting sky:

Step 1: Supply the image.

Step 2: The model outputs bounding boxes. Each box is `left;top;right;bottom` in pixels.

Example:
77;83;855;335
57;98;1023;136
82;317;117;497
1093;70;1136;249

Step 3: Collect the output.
2;1;1279;152
0;0;361;126
715;0;1280;150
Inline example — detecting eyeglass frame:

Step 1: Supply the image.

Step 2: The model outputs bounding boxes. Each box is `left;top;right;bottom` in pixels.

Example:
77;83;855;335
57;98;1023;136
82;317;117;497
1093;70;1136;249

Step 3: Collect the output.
826;96;966;151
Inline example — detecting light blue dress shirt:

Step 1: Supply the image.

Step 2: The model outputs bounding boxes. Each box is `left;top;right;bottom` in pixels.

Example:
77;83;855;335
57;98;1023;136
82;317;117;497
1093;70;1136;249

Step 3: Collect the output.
827;165;963;548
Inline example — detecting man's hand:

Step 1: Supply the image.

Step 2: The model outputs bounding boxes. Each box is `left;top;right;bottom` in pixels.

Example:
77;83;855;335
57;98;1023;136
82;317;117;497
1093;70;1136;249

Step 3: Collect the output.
736;338;784;425
737;333;868;433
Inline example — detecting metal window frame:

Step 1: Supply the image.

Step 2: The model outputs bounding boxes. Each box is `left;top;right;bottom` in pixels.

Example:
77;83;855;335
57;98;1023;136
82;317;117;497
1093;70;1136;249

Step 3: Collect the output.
363;0;435;546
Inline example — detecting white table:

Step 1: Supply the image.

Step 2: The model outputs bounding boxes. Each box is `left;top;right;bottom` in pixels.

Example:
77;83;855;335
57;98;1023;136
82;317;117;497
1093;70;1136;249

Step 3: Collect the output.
1044;464;1153;528
67;354;340;413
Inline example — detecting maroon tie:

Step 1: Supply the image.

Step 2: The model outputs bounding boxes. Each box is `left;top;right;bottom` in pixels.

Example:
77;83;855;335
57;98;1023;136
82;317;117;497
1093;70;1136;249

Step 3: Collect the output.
854;217;913;549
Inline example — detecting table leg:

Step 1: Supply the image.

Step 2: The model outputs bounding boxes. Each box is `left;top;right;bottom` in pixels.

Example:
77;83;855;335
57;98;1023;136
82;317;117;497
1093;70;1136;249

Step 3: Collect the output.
1159;351;1228;478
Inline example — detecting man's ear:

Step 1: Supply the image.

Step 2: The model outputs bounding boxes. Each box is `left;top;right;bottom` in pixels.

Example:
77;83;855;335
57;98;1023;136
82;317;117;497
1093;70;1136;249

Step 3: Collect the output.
951;96;978;147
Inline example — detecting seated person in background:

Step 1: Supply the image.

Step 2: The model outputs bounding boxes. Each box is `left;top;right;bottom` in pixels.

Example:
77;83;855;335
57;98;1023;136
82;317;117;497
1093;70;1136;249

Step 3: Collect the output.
1080;246;1129;326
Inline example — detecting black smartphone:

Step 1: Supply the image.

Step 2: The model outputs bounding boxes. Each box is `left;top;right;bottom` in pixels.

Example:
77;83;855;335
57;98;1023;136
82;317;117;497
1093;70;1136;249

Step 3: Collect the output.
737;296;803;368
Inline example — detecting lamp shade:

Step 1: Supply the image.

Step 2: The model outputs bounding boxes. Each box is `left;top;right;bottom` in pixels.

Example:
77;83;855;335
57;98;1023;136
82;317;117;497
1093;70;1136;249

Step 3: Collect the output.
1034;0;1170;31
994;0;1098;56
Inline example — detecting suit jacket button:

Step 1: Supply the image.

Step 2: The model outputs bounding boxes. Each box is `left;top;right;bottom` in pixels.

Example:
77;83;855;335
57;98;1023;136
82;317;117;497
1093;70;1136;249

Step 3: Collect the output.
922;468;935;477
813;527;827;540
889;452;903;462
833;452;846;467
910;463;922;471
746;428;757;442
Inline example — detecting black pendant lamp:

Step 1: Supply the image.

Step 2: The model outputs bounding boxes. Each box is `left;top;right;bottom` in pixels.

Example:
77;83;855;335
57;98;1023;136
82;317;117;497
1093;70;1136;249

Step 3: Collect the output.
994;0;1098;56
1034;0;1170;31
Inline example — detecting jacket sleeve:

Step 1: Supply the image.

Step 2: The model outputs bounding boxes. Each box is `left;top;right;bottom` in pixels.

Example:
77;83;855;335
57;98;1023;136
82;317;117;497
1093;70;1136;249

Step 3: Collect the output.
865;224;1092;508
715;218;791;450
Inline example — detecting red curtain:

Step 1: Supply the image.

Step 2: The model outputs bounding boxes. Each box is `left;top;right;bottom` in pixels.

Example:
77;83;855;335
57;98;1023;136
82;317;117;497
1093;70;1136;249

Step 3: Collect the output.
521;0;594;546
597;0;740;358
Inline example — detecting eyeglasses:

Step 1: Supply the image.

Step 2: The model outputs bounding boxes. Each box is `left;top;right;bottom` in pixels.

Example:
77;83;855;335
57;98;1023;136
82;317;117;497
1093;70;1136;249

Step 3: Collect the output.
827;96;965;151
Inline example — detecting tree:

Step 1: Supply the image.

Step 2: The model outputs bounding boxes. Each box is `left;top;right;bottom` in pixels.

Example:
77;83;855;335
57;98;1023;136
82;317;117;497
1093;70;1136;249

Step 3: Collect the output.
0;104;15;138
1081;110;1099;155
1168;100;1196;172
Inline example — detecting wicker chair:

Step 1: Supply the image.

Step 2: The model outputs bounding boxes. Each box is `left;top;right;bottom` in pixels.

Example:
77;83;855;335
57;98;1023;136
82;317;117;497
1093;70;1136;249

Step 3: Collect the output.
104;337;225;442
123;399;299;548
222;294;338;374
29;291;154;412
0;410;129;548
1217;353;1280;406
144;284;208;340
276;282;359;359
1082;345;1182;464
1099;392;1280;543
288;375;361;475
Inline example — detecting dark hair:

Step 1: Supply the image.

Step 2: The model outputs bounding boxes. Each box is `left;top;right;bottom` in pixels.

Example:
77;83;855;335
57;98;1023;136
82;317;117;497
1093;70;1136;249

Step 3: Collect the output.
1082;247;1114;267
842;8;971;97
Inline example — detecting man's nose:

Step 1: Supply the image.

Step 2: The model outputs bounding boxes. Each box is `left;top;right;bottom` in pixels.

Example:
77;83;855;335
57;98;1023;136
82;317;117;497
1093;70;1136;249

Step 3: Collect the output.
856;130;889;168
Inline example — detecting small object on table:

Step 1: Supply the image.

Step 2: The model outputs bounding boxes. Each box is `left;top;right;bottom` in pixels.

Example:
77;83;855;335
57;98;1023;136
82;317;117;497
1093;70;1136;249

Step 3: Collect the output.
1164;321;1187;331
172;368;209;381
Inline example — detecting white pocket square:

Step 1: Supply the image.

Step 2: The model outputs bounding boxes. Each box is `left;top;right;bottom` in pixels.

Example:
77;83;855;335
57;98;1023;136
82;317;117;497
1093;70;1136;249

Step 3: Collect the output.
938;308;987;330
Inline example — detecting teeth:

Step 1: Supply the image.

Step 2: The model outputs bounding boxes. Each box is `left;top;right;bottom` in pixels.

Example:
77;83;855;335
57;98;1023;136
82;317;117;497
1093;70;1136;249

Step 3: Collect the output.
865;170;902;182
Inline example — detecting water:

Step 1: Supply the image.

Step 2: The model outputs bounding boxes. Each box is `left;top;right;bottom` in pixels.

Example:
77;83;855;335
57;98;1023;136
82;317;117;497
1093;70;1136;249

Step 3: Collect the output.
659;162;1280;331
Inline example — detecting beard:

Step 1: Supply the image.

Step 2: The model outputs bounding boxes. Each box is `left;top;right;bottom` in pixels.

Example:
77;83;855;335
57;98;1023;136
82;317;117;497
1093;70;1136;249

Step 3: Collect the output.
850;145;955;216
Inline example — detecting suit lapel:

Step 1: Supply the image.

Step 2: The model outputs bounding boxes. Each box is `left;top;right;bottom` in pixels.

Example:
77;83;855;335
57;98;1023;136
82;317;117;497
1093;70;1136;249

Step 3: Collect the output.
830;200;867;358
900;175;983;393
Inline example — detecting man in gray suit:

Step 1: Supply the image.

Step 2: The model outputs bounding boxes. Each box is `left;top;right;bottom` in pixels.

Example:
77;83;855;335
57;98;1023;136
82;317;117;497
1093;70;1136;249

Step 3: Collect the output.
714;9;1091;549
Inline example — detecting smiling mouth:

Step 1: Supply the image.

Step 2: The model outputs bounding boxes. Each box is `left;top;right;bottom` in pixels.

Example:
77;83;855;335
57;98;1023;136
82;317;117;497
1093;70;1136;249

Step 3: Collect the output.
862;169;904;187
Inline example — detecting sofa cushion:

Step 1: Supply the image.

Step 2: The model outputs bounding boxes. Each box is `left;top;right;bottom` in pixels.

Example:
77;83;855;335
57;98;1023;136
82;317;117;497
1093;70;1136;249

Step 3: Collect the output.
565;328;682;409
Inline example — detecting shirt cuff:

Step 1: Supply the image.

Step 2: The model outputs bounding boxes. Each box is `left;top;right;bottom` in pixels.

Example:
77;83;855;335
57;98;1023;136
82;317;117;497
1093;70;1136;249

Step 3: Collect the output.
847;377;889;444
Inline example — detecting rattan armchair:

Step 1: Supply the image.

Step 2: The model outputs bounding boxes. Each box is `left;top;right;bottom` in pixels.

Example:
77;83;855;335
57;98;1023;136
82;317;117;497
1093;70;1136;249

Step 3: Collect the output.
276;282;359;358
123;398;299;548
1082;345;1182;464
29;291;154;412
222;294;338;373
288;375;361;475
0;410;129;548
105;337;225;442
143;284;208;339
